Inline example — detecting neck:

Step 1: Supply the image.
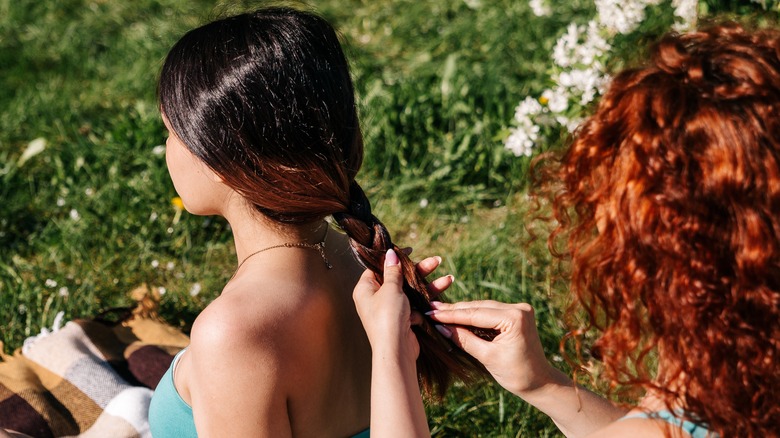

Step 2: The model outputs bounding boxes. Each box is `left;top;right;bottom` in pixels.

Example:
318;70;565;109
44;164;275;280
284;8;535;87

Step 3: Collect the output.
222;200;328;266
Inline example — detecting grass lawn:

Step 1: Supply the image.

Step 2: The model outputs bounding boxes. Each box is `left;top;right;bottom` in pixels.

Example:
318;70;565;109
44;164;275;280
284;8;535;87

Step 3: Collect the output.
1;0;776;436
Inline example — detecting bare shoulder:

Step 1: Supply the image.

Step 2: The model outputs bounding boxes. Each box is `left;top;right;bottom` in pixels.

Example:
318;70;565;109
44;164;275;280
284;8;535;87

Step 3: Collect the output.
188;275;333;367
180;280;318;435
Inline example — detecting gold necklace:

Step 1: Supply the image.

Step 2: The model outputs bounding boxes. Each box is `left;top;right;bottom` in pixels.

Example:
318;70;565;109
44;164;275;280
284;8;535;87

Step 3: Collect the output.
232;226;332;279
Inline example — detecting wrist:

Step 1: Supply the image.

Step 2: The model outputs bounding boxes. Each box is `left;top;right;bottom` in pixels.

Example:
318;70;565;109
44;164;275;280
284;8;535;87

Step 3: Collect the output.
509;361;570;400
371;343;417;365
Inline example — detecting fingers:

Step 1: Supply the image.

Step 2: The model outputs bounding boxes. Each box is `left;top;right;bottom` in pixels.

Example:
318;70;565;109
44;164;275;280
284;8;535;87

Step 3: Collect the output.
352;267;381;302
430;299;527;312
352;248;403;302
427;274;453;297
415;255;442;277
430;299;502;310
428;306;529;332
446;325;492;361
381;248;404;291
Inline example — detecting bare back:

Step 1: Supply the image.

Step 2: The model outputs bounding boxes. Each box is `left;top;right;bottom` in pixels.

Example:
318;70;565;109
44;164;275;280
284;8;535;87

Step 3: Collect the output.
175;230;372;437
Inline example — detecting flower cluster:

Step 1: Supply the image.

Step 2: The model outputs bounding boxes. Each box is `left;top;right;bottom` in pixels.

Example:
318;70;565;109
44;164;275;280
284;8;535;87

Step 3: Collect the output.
505;0;699;157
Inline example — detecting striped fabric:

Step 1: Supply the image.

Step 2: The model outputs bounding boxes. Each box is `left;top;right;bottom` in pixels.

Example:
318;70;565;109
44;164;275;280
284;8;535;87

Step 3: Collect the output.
0;316;189;437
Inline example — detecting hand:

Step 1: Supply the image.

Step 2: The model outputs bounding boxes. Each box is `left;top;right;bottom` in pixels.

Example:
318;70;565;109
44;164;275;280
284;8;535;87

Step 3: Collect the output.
427;300;558;398
352;249;452;361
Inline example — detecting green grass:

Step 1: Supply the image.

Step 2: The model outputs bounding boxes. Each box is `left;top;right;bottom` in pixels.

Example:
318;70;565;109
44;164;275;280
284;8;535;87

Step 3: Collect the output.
1;0;777;436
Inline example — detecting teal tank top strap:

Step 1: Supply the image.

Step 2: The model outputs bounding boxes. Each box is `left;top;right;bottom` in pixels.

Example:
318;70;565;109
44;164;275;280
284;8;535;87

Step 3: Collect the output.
620;409;713;438
148;348;198;438
351;428;370;438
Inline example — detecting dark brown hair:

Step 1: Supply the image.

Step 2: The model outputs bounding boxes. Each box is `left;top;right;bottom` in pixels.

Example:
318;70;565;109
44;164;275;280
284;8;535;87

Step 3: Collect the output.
541;23;780;436
158;6;485;397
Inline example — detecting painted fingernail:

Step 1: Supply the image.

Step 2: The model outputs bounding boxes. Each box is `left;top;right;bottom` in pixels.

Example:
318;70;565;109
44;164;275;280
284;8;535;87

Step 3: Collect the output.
385;249;399;267
435;324;452;338
430;301;443;309
425;310;437;316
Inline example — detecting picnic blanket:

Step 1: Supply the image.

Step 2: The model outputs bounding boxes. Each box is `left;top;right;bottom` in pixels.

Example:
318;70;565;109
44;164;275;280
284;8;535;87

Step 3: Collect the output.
0;288;190;438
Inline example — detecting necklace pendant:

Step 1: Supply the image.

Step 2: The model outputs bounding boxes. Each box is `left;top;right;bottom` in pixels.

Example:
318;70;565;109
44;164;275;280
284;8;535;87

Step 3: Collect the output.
231;226;332;279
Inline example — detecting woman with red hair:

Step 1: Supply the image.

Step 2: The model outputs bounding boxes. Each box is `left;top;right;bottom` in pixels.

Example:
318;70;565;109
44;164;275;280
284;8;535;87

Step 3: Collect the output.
355;23;780;437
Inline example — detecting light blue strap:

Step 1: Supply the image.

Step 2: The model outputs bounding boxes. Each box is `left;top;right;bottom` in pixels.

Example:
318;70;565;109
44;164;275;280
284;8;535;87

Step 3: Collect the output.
351;428;370;438
620;410;712;438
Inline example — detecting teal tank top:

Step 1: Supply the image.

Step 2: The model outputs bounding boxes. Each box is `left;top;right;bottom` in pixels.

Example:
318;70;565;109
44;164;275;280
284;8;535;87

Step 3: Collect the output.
148;349;370;438
621;410;715;438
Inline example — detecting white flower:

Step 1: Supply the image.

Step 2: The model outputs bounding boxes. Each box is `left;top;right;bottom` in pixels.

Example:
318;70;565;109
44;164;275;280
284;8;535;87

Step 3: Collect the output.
45;279;57;288
552;23;582;68
69;209;80;221
189;283;202;297
507;97;545;156
151;259;160;268
505;125;539;157
58;287;69;297
542;88;570;113
552;21;610;69
56;197;65;207
149;211;158;222
581;21;611;64
85;187;94;196
514;96;543;122
556;67;608;105
672;0;698;30
419;198;429;208
529;0;551;17
596;0;650;35
166;261;175;271
158;286;167;296
152;145;166;156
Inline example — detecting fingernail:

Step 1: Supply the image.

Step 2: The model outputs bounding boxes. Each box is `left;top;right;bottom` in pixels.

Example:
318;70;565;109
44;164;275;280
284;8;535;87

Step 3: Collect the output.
434;256;442;264
435;324;452;338
430;301;442;309
385;249;399;267
425;310;436;316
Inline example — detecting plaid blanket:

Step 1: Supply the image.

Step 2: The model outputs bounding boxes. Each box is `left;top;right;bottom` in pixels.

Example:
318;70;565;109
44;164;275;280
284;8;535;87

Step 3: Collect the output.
0;304;189;437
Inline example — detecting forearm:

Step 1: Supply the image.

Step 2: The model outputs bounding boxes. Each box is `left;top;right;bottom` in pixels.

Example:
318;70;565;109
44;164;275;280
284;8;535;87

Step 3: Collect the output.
516;366;627;438
370;348;429;438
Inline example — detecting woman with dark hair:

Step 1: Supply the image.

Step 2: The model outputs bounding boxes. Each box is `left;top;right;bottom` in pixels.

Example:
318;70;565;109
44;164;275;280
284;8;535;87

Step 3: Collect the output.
147;7;483;437
355;23;780;437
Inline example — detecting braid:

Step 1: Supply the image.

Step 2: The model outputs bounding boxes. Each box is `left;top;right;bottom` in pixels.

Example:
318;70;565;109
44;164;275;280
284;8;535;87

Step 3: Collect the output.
334;182;489;398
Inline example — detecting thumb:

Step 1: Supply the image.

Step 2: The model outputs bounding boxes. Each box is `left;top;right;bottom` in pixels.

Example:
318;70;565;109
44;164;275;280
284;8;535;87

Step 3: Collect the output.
381;248;404;293
448;326;492;363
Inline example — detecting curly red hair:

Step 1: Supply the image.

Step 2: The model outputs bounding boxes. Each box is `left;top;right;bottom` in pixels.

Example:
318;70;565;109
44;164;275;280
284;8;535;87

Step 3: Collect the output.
545;23;780;436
